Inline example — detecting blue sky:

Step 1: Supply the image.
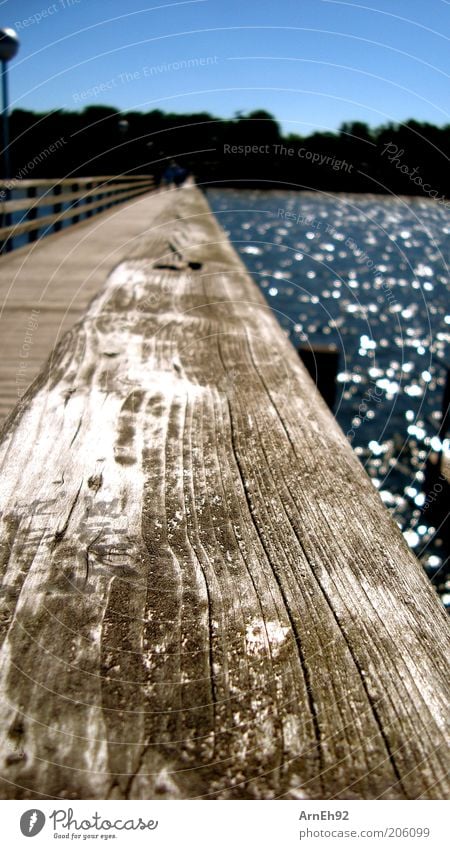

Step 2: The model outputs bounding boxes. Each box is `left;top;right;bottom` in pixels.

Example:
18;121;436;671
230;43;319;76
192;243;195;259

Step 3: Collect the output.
4;0;450;133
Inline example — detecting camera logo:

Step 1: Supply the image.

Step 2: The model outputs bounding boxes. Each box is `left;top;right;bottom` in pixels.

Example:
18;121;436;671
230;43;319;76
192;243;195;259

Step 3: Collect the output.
20;810;46;837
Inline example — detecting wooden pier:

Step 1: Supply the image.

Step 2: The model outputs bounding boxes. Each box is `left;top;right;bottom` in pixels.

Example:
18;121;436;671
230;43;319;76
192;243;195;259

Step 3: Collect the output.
0;178;163;424
0;183;449;800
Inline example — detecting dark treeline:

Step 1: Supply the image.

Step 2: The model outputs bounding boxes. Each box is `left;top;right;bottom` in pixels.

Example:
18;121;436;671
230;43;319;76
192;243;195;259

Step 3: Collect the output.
7;106;450;200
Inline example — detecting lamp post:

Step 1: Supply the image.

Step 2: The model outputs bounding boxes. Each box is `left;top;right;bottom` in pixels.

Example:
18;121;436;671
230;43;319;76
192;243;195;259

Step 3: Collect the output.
0;28;20;182
0;28;19;251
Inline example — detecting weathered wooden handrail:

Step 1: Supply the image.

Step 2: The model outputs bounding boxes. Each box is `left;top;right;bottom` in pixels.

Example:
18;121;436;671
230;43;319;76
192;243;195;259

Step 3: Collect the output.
0;185;448;800
0;174;154;250
0;176;154;189
0;181;154;215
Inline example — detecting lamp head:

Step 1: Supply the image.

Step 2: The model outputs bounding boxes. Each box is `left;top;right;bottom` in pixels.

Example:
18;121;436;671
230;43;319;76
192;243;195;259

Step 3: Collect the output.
0;28;20;62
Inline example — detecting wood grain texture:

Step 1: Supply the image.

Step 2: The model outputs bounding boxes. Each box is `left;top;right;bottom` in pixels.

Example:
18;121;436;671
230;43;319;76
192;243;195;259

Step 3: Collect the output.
0;185;448;800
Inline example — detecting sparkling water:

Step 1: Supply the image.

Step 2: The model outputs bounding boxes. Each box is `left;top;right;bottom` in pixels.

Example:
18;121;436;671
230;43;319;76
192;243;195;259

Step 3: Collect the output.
206;188;450;606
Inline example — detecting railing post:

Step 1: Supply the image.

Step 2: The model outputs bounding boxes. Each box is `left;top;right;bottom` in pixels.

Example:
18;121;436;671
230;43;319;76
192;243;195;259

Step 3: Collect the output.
71;181;79;224
100;180;108;213
26;184;39;243
85;181;93;218
52;183;62;232
103;179;112;213
0;181;12;254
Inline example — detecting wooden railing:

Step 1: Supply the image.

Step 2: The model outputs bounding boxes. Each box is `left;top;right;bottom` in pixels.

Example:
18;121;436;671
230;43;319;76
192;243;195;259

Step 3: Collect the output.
0;185;448;800
0;174;154;252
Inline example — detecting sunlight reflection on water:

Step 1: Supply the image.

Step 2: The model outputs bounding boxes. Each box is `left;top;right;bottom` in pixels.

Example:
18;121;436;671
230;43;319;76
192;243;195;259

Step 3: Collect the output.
207;188;450;605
